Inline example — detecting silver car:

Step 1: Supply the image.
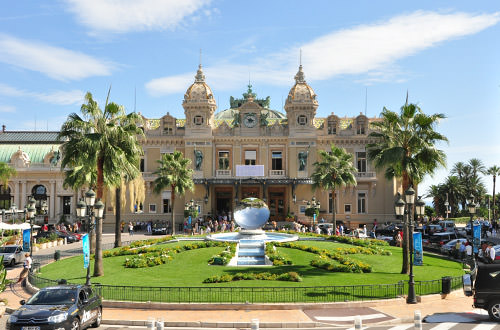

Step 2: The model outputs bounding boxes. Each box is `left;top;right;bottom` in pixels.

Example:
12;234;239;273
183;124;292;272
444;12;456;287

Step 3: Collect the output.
440;238;467;255
0;245;25;267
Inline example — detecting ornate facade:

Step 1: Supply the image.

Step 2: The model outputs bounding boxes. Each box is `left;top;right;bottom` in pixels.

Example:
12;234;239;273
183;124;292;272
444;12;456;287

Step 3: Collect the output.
0;65;401;230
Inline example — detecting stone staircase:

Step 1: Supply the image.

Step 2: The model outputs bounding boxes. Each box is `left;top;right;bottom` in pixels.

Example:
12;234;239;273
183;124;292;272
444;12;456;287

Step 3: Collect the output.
236;240;266;266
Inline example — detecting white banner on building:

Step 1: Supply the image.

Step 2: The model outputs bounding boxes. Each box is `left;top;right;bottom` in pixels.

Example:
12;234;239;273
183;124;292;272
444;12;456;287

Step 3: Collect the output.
236;165;264;177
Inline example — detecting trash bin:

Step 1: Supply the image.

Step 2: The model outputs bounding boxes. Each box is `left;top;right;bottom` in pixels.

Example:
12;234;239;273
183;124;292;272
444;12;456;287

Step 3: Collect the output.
442;276;452;294
54;250;61;261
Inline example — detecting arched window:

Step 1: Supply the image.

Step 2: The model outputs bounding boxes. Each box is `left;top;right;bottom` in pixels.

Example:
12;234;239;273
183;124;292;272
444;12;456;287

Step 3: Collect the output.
0;185;11;210
31;185;48;214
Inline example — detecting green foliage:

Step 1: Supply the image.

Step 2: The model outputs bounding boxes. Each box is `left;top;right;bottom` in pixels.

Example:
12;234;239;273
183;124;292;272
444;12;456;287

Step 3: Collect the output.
0;256;6;293
203;271;302;283
184;209;199;219
265;244;292;266
208;245;236;266
304;207;319;218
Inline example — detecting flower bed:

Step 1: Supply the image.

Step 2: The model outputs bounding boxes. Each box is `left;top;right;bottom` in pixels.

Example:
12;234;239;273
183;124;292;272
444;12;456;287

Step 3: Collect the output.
203;271;302;283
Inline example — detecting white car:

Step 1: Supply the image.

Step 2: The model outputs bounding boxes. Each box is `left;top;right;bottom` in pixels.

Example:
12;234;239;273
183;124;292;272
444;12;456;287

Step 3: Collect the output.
0;245;25;267
348;228;368;239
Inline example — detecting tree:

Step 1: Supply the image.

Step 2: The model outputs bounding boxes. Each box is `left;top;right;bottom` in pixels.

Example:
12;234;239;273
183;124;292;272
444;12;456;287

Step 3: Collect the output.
58;91;143;277
486;165;500;221
367;101;447;274
311;144;357;231
0;162;16;188
152;151;194;235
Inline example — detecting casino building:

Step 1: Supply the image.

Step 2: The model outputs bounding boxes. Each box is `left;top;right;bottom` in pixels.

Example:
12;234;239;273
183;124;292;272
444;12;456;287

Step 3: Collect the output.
0;65;401;231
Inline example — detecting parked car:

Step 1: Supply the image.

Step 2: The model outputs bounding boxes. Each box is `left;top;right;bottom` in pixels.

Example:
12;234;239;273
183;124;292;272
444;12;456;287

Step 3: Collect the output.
0;245;25;267
7;284;102;329
437;220;456;233
424;232;459;250
440;238;467;255
375;222;404;236
348;228;368;239
463;260;500;321
36;230;78;243
317;223;333;235
152;222;168;235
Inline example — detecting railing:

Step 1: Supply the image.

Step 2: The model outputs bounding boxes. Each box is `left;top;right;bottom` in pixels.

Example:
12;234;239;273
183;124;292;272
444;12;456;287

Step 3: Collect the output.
269;170;285;177
355;172;376;179
26;273;464;304
216;169;231;177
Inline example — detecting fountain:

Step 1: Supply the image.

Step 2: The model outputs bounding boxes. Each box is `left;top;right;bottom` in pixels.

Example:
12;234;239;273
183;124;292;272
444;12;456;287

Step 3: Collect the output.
207;197;298;265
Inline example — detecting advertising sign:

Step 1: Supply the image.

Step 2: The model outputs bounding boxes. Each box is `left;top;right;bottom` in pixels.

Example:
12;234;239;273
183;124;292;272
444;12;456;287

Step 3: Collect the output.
22;229;30;253
473;224;481;254
413;232;423;266
82;234;90;269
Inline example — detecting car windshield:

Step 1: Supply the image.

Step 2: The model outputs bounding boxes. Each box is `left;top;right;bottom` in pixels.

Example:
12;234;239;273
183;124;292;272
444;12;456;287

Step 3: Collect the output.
153;224;165;228
0;246;17;253
27;289;76;305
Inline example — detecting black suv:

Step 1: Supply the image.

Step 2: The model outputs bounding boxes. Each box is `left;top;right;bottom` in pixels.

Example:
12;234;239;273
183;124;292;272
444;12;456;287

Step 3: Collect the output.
463;261;500;321
7;284;102;329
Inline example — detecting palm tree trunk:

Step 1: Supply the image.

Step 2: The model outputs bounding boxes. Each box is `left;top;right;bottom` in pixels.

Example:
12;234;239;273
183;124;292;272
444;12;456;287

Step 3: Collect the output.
493;175;496;222
94;157;104;277
114;187;122;248
332;189;336;232
171;185;176;235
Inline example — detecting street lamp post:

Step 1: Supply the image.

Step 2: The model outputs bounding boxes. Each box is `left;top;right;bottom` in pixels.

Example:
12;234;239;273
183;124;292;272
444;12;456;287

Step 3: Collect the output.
394;187;424;304
467;195;476;254
306;197;320;228
76;189;102;286
184;199;199;233
26;196;36;258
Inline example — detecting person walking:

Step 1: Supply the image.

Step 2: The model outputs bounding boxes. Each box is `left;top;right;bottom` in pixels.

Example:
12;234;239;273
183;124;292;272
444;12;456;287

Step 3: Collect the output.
16;253;32;284
128;222;134;236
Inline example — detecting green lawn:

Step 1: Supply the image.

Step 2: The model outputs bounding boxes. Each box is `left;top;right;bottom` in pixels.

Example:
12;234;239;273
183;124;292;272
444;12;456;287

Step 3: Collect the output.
39;240;463;285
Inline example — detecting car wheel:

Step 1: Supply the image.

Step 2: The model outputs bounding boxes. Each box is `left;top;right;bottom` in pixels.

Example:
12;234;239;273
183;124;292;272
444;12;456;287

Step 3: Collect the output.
10;259;15;267
70;318;81;330
488;301;500;321
91;307;102;328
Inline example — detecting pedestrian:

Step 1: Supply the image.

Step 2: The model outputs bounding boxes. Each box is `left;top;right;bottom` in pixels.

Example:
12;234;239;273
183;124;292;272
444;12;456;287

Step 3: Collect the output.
16;253;32;284
128;222;134;235
488;243;496;263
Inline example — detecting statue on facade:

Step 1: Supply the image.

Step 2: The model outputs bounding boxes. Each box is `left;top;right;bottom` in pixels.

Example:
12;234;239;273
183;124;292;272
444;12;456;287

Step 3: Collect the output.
232;111;241;127
194;150;203;171
260;111;269;127
298;151;308;171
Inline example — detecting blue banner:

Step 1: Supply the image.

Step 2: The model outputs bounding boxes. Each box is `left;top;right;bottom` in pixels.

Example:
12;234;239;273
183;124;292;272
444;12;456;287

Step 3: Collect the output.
313;213;317;224
413;232;423;266
82;234;90;269
473;224;481;254
22;229;30;253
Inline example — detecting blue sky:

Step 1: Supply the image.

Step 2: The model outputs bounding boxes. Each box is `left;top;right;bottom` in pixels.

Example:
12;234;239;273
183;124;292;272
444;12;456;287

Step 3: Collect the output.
0;1;499;199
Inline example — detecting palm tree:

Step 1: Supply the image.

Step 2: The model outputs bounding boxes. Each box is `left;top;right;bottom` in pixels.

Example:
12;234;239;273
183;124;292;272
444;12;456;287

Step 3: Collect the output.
367;101;447;274
58;91;143;277
311;144;357;231
485;165;500;221
426;185;443;215
152;151;194;235
440;176;464;217
0;162;16;188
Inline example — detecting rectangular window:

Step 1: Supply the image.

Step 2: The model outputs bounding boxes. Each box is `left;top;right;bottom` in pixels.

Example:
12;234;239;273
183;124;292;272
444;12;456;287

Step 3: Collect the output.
356;152;367;173
149;204;156;213
344;204;352;214
245;150;256;165
163;199;172;214
357;192;366;214
271;151;282;170
163;126;173;135
63;196;71;215
328;121;336;134
299;205;307;214
218;151;230;170
140;158;145;172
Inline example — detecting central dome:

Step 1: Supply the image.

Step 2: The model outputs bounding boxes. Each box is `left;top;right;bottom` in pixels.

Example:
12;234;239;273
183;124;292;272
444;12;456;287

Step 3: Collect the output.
234;197;270;230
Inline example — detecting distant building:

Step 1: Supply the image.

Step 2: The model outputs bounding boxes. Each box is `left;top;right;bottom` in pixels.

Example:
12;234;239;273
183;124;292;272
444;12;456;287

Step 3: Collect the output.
0;65;401;231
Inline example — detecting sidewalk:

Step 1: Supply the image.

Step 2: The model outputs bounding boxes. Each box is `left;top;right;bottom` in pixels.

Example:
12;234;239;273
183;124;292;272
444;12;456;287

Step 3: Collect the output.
0;232;482;328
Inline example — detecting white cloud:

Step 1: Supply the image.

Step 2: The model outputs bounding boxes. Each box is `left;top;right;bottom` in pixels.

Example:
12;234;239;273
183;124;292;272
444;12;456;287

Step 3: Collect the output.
0;83;85;105
0;105;15;113
65;0;211;33
0;34;114;80
145;11;500;95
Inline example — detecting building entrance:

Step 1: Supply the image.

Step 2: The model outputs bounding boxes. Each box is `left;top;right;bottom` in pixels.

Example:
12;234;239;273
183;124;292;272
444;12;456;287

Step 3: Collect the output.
241;187;260;199
215;188;232;216
268;188;286;221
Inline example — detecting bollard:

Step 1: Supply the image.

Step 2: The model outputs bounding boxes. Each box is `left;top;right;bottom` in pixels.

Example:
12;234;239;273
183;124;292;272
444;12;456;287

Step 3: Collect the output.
414;310;422;330
251;318;259;330
156;318;164;330
146;317;155;330
354;315;362;330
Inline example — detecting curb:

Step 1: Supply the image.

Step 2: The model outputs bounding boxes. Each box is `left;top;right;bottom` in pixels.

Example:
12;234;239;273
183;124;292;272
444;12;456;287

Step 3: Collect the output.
102;319;324;328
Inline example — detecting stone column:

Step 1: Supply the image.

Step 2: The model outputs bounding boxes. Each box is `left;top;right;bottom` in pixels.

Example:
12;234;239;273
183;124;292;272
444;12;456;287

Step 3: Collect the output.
14;180;20;208
50;180;56;220
21;181;27;208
